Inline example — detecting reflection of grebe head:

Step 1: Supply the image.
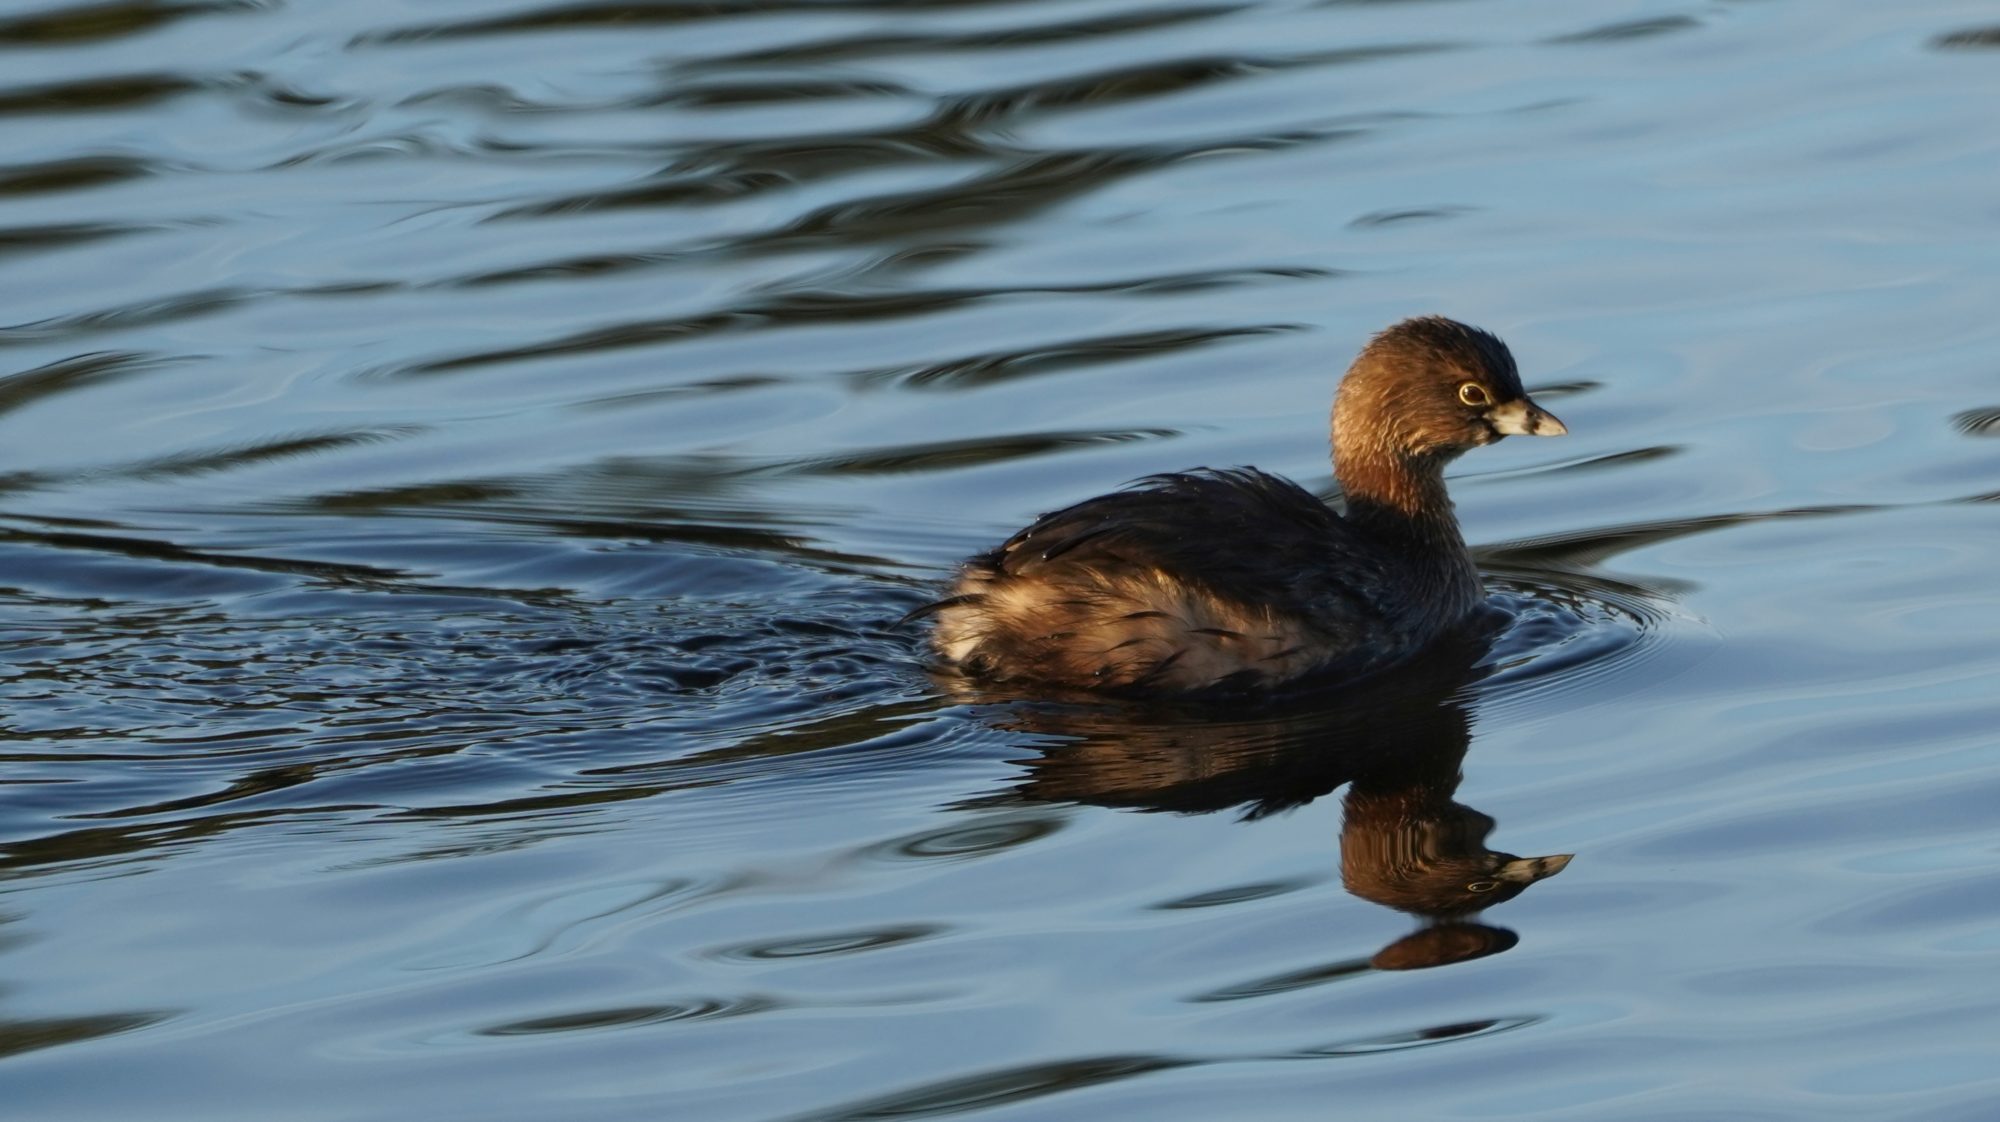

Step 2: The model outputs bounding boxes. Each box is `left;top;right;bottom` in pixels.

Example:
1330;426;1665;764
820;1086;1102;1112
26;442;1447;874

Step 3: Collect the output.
1340;793;1572;918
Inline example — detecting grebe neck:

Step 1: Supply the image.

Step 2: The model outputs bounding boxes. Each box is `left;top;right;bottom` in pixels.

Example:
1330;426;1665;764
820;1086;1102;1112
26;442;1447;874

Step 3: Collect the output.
1335;446;1465;551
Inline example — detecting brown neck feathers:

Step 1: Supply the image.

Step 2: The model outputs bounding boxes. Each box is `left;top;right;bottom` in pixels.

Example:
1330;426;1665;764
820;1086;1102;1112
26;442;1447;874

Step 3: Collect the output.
1335;446;1452;522
1331;386;1457;532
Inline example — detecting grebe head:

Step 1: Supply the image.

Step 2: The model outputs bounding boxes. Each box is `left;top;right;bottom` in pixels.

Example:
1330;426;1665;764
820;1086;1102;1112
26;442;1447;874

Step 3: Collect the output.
1333;316;1566;467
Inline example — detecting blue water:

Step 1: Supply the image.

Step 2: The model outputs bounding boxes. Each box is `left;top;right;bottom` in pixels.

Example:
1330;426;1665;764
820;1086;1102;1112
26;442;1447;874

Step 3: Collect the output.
5;0;2000;1117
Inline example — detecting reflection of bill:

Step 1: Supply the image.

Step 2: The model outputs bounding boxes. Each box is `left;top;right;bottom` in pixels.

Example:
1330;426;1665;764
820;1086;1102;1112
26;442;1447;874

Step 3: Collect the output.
967;635;1572;971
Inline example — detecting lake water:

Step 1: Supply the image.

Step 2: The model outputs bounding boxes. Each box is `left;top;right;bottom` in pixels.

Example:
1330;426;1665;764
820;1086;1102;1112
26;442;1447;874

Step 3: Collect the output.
5;0;2000;1117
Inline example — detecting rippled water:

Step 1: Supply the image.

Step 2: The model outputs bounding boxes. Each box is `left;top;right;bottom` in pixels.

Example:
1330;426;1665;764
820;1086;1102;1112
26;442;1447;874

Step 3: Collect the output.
6;0;2000;1117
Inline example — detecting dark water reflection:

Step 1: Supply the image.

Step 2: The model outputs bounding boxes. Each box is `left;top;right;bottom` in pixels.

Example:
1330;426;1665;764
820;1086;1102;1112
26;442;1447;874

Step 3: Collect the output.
7;0;2000;1118
988;630;1577;969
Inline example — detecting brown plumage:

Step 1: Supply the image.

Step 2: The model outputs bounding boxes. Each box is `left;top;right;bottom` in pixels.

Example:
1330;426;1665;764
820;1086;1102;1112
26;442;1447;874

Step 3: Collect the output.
921;316;1568;693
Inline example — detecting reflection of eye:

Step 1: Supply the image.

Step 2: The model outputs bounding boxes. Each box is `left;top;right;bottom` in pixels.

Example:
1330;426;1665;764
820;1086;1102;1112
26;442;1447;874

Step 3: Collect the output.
1465;880;1500;893
1458;382;1492;407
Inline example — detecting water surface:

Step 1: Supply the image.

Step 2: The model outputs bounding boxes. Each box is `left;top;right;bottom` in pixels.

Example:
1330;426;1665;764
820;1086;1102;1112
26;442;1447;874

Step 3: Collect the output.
5;0;2000;1118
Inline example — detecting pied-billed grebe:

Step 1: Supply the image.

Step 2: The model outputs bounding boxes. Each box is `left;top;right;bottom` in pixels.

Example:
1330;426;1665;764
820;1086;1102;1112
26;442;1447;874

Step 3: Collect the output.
921;316;1567;693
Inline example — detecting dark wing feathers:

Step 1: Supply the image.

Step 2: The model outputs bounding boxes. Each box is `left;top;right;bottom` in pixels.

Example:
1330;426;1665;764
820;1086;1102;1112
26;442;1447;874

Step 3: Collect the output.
1000;464;1376;592
1000;468;1335;560
989;468;1384;615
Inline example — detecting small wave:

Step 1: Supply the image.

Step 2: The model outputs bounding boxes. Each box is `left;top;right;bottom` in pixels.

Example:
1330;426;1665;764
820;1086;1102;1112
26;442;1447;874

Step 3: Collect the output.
0;220;144;261
782;428;1182;476
477;995;779;1036
1149;876;1319;910
0;153;154;196
854;325;1299;392
0;72;207;116
0;0;267;46
710;922;945;962
1;285;255;342
792;1054;1191;1122
855;812;1067;864
0;1010;174;1061
1286;1014;1543;1054
0;351;168;415
1953;406;2000;436
1547;15;1701;45
1472;566;1707;717
1933;26;2000;49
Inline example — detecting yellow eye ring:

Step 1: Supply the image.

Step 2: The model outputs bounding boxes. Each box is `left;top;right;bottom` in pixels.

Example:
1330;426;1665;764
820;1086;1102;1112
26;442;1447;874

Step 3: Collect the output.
1465;880;1500;893
1458;382;1492;407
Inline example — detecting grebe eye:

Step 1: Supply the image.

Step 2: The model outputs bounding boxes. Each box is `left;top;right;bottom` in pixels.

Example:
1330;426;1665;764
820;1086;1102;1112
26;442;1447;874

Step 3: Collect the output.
1465;880;1500;893
1458;382;1492;407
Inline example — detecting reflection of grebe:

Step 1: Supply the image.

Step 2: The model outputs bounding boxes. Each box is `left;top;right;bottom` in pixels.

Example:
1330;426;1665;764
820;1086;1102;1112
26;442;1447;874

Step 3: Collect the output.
920;317;1566;694
974;638;1571;970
